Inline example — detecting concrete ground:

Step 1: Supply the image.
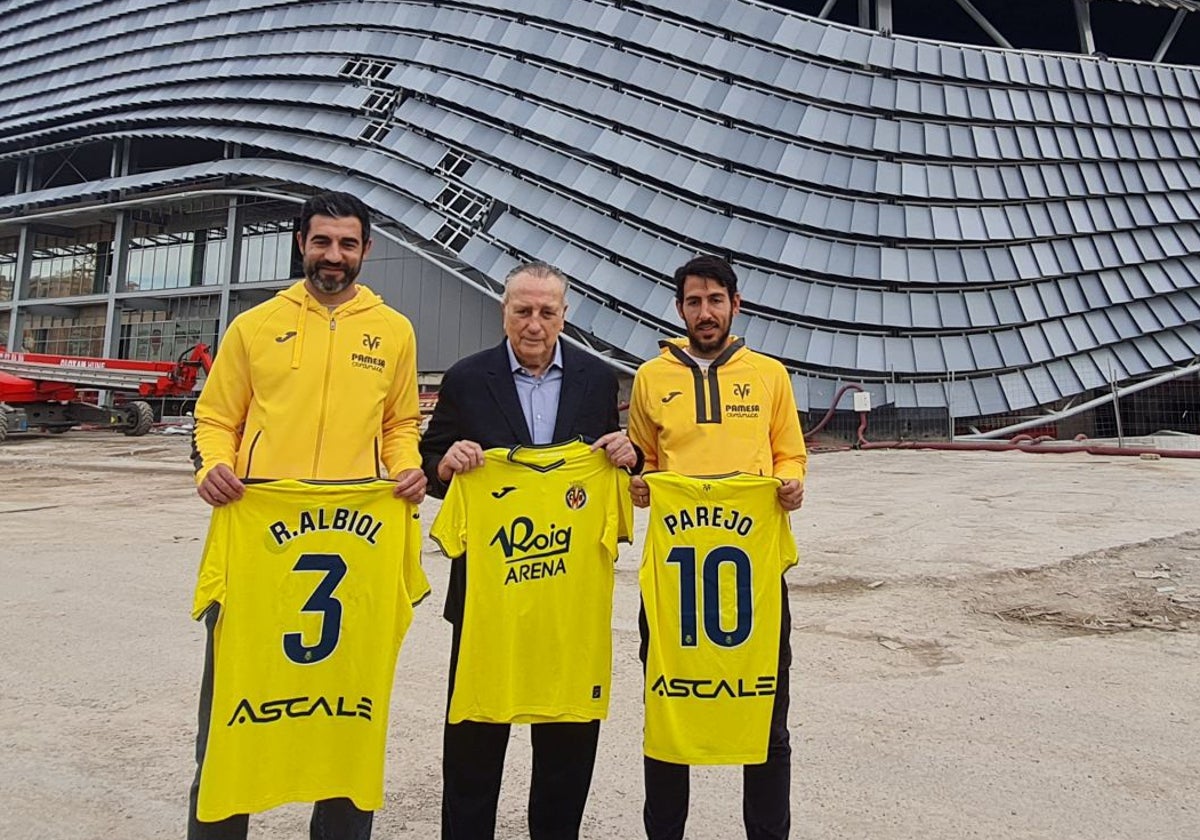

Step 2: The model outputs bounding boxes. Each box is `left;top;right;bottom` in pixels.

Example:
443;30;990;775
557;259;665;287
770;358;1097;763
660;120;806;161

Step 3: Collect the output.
0;433;1197;839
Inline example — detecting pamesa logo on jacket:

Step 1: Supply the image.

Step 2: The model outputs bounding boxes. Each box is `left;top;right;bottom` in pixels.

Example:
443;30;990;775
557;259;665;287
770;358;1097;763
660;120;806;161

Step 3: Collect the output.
351;334;386;372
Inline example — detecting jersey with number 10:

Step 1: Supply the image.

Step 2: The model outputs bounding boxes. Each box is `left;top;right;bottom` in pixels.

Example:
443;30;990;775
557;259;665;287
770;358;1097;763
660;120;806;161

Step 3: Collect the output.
191;480;428;821
431;440;631;724
641;471;797;764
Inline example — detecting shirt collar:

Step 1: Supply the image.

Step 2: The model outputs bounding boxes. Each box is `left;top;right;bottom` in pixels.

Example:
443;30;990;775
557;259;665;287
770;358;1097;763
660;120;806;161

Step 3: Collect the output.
506;339;563;376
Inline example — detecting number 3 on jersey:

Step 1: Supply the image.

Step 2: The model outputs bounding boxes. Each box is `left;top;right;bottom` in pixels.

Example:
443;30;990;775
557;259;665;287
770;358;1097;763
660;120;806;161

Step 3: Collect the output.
666;545;752;648
283;553;346;664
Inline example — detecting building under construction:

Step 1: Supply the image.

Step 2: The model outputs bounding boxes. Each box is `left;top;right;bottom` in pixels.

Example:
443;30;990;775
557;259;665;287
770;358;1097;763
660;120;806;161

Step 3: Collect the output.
2;0;1199;435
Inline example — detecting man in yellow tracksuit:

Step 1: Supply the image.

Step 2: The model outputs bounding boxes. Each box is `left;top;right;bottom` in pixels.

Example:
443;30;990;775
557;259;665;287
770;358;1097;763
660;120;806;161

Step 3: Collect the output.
187;191;426;840
628;254;807;840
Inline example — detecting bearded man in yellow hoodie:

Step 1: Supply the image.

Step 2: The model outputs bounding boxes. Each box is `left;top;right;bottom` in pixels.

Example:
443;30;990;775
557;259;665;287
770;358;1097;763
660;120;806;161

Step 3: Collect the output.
187;191;426;840
628;255;806;840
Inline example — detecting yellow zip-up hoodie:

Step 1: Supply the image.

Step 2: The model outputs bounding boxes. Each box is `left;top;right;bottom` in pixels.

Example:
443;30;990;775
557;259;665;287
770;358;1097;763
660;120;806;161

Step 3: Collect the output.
628;337;807;481
192;280;421;483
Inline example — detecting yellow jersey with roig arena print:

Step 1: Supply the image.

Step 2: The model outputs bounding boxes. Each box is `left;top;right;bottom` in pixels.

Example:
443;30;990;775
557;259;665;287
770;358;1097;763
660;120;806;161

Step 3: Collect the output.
430;439;631;724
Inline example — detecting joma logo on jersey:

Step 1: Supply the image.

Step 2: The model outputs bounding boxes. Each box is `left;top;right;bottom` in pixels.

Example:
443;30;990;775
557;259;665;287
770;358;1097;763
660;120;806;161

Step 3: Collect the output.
226;695;373;725
650;675;776;699
661;391;683;404
362;334;381;350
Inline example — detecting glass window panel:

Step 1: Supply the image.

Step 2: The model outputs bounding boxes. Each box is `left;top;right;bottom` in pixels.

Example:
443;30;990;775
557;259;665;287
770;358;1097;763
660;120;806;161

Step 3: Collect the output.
28;226;114;299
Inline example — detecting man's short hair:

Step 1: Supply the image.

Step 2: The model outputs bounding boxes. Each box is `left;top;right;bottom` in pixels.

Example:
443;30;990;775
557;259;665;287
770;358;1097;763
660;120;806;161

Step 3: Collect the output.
673;255;738;302
502;261;569;304
299;191;372;243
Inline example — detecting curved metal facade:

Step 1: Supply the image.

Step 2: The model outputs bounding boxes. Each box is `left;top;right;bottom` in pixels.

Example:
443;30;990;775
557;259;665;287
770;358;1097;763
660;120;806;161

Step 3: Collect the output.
2;0;1200;414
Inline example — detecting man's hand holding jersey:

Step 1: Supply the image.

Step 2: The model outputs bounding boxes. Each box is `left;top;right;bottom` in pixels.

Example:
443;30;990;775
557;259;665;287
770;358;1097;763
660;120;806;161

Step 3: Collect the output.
591;430;638;469
776;478;804;511
197;464;246;507
437;439;486;481
392;468;428;504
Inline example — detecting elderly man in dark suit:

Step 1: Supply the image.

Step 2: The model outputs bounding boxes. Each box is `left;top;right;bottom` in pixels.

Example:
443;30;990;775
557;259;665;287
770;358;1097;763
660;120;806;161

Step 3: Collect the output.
420;260;640;840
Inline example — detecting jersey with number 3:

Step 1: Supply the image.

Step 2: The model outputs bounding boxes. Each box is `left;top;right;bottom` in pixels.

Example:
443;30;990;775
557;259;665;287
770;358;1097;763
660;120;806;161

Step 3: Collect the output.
191;480;428;821
641;471;797;764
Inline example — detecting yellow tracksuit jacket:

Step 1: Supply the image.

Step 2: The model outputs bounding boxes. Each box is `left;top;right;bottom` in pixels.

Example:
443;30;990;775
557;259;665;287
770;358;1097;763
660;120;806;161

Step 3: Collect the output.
192;280;421;483
628;337;807;481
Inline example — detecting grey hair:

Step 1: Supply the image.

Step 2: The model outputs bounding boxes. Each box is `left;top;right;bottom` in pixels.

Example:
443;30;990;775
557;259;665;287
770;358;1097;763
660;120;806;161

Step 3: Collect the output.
502;261;569;304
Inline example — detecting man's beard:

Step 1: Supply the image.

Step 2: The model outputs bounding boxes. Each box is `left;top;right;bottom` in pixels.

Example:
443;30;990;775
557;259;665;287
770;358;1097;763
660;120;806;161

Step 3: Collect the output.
305;259;358;295
688;320;730;354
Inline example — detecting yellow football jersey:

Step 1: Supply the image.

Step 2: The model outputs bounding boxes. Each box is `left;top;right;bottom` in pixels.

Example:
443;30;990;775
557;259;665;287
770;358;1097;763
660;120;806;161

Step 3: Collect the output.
430;440;632;724
192;480;429;822
640;471;797;764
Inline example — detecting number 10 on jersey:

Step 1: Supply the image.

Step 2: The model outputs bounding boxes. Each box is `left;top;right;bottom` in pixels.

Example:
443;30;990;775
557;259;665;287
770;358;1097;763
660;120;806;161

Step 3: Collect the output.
666;545;753;648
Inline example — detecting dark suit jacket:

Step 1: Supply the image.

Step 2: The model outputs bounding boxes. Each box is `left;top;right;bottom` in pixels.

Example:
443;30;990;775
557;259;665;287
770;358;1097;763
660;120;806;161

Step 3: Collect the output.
420;339;639;622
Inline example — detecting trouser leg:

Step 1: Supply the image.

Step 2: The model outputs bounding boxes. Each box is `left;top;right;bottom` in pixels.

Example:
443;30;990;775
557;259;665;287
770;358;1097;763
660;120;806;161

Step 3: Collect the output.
441;615;509;840
528;720;601;840
441;720;511;839
187;607;250;840
742;581;793;840
639;602;690;840
310;797;374;840
643;756;690;840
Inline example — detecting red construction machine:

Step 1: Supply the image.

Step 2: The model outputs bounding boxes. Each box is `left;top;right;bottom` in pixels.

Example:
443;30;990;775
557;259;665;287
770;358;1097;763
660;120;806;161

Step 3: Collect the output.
0;343;213;442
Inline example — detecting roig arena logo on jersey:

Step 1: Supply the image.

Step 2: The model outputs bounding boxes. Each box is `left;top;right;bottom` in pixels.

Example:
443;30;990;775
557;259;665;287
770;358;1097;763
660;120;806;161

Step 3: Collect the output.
491;516;571;586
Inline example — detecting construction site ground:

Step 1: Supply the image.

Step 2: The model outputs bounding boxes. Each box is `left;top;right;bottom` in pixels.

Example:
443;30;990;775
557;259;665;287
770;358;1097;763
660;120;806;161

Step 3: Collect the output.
1;433;1197;840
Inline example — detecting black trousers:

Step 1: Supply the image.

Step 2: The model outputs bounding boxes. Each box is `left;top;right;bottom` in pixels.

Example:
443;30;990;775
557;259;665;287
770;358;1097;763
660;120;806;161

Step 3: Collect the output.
441;614;600;840
639;580;793;840
187;607;374;840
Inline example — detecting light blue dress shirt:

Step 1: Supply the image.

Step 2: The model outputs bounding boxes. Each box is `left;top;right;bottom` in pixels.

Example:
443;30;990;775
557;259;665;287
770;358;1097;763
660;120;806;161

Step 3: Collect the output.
506;340;563;445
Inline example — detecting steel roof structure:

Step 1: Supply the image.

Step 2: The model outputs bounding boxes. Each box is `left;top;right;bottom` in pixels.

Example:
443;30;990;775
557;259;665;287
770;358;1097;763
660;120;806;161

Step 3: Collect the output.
2;0;1199;414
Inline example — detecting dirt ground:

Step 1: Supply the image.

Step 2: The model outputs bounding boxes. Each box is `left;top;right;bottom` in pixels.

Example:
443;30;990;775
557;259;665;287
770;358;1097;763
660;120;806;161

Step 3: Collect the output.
1;432;1197;840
